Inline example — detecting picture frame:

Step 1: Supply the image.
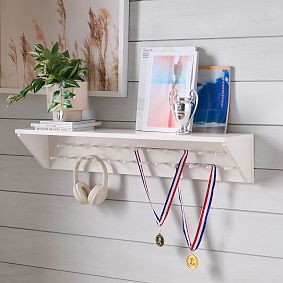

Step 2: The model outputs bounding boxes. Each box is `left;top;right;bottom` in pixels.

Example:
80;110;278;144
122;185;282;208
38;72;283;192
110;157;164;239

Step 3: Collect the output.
136;47;199;132
0;0;129;97
193;66;231;134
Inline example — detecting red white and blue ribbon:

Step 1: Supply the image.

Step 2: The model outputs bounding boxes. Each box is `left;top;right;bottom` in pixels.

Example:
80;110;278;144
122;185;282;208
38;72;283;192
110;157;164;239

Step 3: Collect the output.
178;164;216;251
134;149;188;227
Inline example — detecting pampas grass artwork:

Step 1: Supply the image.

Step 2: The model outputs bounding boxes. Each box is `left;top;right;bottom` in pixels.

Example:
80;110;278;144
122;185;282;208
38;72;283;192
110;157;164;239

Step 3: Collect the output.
25;42;35;84
57;0;67;51
2;0;123;95
99;8;111;91
82;38;96;90
88;7;103;49
20;33;35;85
112;25;119;85
8;38;19;87
87;7;102;90
100;8;110;60
33;19;47;47
20;33;28;85
88;6;112;91
71;40;79;59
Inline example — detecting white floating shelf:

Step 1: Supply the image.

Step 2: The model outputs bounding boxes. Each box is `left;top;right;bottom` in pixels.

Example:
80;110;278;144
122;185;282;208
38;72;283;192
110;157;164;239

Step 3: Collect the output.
15;128;254;183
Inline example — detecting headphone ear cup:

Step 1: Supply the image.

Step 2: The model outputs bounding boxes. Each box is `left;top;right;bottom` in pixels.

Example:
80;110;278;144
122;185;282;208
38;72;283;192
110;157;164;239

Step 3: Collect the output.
88;184;108;206
88;185;100;206
73;181;91;205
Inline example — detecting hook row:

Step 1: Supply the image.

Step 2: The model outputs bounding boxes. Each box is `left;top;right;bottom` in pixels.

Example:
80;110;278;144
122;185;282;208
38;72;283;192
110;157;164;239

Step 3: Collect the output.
56;143;227;156
49;155;236;171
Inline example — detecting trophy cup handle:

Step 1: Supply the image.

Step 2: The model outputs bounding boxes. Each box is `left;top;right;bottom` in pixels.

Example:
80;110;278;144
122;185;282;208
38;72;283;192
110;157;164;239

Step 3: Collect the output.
188;89;199;124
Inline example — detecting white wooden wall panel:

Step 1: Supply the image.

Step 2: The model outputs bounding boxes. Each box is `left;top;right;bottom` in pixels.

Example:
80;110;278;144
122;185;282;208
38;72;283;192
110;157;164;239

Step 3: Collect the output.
94;81;283;124
0;191;282;259
0;155;219;208
0;95;52;119
0;262;128;283
1;155;283;214
0;86;138;122
2;81;283;125
0;119;33;156
219;169;283;213
128;37;283;82
229;125;283;170
91;82;138;122
129;0;283;41
0;227;282;283
229;82;283;125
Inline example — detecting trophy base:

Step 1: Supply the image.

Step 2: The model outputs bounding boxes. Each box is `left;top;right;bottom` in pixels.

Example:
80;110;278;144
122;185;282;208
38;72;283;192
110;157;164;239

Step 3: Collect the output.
177;130;192;135
176;124;193;135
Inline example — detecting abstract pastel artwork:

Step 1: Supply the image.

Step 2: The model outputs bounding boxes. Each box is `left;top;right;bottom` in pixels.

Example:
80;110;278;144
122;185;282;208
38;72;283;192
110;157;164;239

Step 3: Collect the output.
136;47;199;132
193;66;231;133
146;55;194;129
0;0;128;97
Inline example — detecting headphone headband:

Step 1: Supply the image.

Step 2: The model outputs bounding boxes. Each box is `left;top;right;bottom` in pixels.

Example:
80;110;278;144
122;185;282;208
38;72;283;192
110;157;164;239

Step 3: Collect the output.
73;155;108;188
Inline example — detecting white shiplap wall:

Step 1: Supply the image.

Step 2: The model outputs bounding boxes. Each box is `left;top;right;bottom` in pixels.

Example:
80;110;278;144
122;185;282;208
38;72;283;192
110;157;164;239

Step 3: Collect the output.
1;0;283;282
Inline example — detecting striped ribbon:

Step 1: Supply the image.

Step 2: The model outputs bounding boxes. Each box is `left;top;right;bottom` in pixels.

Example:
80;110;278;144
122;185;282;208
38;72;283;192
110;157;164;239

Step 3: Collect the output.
134;149;188;227
178;164;216;251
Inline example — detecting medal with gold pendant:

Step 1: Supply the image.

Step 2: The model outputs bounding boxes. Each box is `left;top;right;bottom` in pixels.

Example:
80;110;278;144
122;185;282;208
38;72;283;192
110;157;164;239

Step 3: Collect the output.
178;164;217;269
134;149;188;247
186;251;198;270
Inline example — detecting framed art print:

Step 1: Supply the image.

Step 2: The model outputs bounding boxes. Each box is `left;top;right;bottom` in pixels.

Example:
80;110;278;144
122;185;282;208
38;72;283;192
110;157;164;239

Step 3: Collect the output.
0;0;129;97
136;47;199;132
193;66;231;134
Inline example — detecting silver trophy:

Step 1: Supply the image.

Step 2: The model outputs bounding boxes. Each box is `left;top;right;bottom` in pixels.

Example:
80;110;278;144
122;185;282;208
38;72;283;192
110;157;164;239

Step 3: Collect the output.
169;89;198;135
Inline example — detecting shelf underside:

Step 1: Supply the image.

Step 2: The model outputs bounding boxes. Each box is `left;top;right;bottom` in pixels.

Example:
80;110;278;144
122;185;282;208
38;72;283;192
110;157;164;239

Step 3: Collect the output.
16;129;254;183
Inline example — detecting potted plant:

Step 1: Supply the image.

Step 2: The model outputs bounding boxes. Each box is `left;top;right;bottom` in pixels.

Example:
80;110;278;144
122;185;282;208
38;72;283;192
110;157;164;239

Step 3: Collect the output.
7;42;88;121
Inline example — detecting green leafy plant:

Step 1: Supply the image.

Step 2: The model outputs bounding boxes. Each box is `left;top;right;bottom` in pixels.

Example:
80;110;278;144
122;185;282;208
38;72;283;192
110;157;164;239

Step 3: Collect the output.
7;42;87;118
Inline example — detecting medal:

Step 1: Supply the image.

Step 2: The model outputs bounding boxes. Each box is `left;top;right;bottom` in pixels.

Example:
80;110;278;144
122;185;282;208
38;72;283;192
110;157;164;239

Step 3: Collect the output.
135;149;188;247
186;251;198;270
155;233;165;247
178;164;216;269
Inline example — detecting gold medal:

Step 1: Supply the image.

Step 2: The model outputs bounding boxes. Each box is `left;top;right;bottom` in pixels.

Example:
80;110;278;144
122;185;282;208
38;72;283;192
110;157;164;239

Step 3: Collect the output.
186;252;198;270
155;233;165;247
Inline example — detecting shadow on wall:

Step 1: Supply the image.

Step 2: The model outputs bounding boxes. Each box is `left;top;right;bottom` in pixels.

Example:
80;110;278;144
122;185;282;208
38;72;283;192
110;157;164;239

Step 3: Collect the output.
189;179;223;279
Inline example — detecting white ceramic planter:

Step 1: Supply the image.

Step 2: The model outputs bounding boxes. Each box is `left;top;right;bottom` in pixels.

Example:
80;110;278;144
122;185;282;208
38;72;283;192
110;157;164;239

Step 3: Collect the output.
46;82;88;121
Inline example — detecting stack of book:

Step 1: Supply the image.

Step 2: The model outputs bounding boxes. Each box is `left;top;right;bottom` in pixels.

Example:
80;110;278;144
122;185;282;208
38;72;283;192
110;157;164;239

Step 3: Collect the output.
31;120;101;131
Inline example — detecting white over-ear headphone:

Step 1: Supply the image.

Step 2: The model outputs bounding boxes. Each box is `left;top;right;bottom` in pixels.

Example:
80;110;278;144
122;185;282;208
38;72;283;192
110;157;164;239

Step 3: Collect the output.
73;155;108;206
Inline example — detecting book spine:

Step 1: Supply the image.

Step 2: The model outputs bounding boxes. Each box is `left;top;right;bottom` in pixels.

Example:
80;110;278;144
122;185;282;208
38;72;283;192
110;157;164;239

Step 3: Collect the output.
34;127;94;132
39;120;96;126
31;122;100;129
34;127;73;131
35;123;77;129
